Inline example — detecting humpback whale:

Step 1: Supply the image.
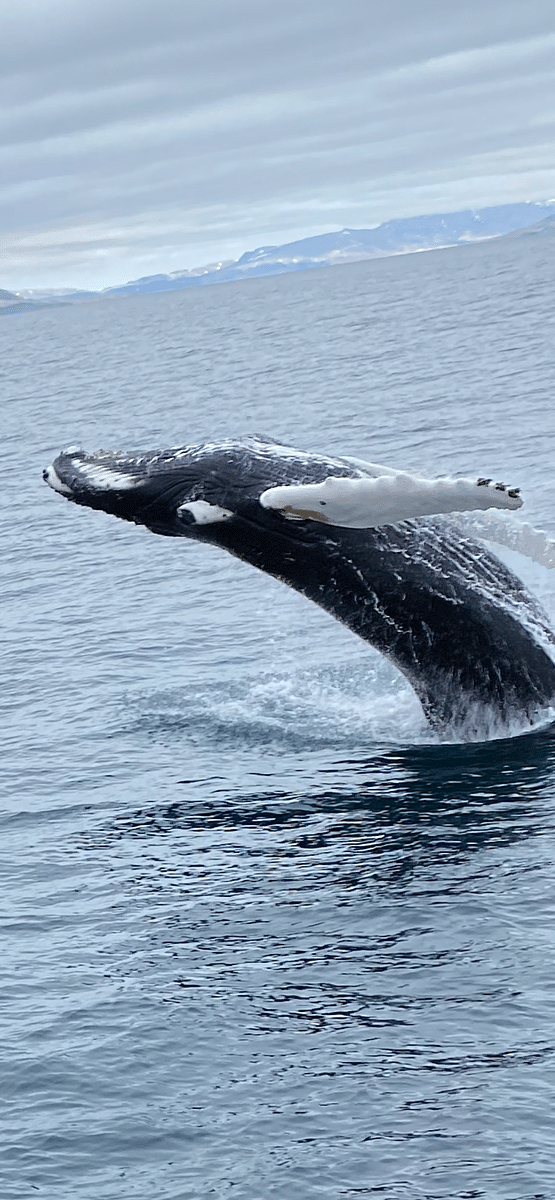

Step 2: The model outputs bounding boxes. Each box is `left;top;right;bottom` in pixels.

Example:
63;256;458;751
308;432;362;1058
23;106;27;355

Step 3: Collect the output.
44;435;555;733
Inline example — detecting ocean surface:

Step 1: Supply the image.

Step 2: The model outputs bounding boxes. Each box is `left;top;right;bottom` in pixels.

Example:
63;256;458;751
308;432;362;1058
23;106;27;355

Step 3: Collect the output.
2;234;555;1199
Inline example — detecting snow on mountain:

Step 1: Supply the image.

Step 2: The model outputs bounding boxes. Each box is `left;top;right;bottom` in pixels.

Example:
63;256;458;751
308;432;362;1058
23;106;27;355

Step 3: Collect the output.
3;202;555;308
103;202;555;296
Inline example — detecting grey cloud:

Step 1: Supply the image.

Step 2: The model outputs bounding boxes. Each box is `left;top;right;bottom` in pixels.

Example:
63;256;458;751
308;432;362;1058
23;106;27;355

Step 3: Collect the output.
1;0;554;287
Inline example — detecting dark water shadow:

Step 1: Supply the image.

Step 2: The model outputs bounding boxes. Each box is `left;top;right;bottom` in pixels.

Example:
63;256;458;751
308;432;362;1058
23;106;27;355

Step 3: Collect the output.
95;723;555;871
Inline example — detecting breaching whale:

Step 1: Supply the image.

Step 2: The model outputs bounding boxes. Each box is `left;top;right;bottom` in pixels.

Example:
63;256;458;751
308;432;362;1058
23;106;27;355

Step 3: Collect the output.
44;435;555;733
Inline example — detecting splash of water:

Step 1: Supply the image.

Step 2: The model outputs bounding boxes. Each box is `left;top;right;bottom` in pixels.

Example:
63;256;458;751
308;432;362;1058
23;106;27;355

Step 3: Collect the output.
449;511;555;569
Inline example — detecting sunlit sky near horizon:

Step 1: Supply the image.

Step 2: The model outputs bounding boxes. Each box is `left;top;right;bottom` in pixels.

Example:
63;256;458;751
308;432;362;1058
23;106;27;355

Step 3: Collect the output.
1;0;555;290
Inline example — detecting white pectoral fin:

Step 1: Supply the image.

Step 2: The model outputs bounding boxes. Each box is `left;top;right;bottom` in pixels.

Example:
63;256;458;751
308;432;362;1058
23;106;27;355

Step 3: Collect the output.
259;473;523;529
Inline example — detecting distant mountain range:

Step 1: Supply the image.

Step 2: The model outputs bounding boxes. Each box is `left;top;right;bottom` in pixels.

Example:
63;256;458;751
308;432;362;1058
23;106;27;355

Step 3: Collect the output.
0;287;47;314
3;201;554;313
503;211;555;239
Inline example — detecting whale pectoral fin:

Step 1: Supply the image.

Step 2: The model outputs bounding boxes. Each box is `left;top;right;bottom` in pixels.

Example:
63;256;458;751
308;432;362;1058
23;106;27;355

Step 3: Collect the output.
338;455;399;477
259;473;524;529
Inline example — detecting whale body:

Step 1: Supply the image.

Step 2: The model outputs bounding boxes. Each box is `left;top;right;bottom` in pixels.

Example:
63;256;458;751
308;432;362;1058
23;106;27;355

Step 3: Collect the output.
44;435;555;733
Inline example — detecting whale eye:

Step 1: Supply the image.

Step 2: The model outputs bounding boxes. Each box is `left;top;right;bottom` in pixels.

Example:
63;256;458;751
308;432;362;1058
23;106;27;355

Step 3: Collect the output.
320;501;326;505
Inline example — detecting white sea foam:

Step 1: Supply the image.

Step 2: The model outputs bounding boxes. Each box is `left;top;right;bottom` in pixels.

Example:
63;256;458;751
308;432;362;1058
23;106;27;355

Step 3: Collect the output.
129;656;553;750
449;511;555;570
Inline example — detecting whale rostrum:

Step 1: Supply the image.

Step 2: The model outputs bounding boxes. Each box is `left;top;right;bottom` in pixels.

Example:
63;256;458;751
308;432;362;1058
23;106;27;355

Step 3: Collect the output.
44;435;555;733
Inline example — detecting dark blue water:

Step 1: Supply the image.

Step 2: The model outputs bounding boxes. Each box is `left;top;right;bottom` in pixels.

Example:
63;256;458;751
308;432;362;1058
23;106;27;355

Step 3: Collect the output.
3;235;555;1199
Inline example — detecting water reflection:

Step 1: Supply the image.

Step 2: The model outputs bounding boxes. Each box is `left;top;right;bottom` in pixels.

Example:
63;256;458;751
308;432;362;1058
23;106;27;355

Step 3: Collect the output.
72;696;555;1200
92;723;555;871
77;727;555;1087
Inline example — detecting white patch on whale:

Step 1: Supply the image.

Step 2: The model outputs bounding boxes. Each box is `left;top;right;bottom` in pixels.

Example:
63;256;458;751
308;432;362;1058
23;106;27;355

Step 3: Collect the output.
75;461;137;490
43;465;72;495
177;500;234;524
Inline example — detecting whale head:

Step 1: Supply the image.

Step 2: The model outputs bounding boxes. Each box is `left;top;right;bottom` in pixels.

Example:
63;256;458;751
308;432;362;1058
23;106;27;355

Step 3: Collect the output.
44;441;252;535
42;436;326;538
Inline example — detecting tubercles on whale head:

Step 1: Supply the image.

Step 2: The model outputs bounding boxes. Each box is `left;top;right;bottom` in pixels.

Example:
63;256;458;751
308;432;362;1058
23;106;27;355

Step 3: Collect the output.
65;447;139;492
43;447;147;502
70;461;138;491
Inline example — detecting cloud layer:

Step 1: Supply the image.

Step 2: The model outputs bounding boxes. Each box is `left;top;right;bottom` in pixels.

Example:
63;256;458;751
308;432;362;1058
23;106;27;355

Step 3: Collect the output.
1;0;554;287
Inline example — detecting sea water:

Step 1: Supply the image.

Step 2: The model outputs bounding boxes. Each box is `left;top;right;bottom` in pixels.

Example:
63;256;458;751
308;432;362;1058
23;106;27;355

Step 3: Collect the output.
2;234;555;1199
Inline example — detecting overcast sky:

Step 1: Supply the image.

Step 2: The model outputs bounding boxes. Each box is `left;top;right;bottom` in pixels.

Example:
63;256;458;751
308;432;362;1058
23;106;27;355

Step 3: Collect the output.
1;0;554;289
